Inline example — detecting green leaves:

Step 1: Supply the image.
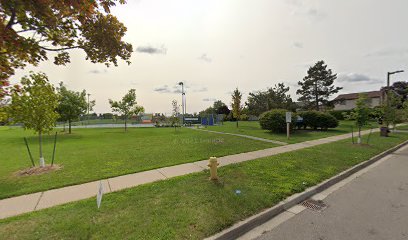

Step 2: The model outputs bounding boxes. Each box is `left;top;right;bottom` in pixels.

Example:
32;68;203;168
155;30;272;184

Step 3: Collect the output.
9;72;59;133
109;89;144;131
0;0;132;89
297;60;342;110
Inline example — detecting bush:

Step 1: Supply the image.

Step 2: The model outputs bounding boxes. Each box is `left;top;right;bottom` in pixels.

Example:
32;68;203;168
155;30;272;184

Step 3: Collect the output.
328;110;351;120
259;109;297;133
299;111;338;130
240;114;249;121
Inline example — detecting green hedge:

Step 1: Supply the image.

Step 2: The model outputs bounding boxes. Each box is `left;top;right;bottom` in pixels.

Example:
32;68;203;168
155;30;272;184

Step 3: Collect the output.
328;110;352;120
298;111;339;130
259;109;297;133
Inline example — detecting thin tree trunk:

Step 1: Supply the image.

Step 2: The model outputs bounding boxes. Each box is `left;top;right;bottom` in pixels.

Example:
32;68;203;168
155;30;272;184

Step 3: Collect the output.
68;119;72;134
39;130;45;167
315;80;319;111
236;120;239;128
358;127;362;144
125;117;127;132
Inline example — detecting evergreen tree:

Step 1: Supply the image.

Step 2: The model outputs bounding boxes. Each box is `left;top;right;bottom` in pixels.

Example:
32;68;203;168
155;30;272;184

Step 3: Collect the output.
297;60;342;110
231;88;243;127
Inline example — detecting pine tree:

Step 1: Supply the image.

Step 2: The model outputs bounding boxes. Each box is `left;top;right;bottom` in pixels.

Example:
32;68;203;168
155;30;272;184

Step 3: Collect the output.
297;60;342;110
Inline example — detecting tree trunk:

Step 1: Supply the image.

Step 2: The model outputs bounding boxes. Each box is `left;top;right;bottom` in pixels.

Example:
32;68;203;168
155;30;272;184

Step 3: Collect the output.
39;131;45;167
236;120;239;128
125;117;127;132
315;80;319;111
68;119;72;134
358;127;362;144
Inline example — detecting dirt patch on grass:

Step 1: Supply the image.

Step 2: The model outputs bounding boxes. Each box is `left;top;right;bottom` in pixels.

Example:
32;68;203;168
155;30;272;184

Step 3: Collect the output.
15;165;63;176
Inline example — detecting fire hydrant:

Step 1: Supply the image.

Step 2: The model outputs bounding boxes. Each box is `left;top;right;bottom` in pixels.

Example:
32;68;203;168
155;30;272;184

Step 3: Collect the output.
208;157;219;180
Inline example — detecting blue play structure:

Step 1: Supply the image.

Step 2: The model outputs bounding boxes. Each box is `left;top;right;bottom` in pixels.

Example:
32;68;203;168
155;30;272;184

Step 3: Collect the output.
201;114;215;126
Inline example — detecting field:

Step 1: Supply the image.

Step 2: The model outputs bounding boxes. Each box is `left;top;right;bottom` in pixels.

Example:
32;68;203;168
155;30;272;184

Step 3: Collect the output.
1;132;407;239
0;126;274;199
208;120;376;143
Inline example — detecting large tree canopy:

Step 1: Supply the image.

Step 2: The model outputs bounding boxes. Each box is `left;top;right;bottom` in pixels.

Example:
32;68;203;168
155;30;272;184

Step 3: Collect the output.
297;60;342;111
247;83;295;116
0;0;133;96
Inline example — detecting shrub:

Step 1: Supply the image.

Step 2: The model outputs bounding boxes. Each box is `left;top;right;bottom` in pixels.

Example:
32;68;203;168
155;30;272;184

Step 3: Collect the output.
328;110;351;120
259;109;297;133
299;111;338;130
240;114;249;121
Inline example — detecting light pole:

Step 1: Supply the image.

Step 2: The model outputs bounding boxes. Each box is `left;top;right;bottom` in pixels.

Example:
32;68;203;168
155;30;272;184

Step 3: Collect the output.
87;93;90;127
383;70;404;132
178;82;185;124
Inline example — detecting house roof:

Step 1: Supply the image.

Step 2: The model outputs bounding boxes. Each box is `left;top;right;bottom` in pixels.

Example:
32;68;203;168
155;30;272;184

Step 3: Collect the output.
334;91;382;101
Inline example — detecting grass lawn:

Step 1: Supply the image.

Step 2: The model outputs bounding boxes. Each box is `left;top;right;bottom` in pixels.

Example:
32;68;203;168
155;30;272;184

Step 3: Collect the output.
1;132;407;239
0;127;275;199
207;120;377;143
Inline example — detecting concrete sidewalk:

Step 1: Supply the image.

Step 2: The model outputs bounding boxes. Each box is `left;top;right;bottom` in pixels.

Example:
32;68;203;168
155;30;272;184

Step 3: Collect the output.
249;143;408;240
0;128;377;220
193;128;288;145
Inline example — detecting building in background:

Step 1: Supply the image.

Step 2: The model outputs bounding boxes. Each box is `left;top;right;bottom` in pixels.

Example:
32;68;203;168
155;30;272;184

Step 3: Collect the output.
333;90;383;110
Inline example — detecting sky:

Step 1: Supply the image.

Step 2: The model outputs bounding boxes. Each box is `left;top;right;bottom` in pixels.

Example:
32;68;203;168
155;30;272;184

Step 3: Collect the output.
12;0;408;114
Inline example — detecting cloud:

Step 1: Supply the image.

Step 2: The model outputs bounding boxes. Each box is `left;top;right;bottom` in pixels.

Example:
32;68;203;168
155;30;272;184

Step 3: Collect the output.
292;42;303;48
203;98;217;102
365;48;408;58
285;0;326;21
338;73;383;84
153;83;208;94
153;85;171;93
89;69;107;74
193;87;208;92
136;45;167;55
198;54;212;63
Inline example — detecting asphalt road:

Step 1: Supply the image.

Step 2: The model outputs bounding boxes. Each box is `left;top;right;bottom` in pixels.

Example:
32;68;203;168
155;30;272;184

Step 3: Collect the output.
254;145;408;240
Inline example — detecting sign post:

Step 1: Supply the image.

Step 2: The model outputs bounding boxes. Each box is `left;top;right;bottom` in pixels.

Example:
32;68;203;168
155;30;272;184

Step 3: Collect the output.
286;112;292;139
97;181;103;209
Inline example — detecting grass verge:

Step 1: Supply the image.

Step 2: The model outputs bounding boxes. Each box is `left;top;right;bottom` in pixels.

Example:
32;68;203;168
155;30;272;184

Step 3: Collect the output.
0;127;274;199
207;120;375;143
1;132;407;239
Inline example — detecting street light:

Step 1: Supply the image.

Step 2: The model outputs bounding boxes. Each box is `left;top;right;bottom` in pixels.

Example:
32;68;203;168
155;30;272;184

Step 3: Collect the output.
178;82;186;124
383;70;404;134
87;93;90;127
387;70;404;87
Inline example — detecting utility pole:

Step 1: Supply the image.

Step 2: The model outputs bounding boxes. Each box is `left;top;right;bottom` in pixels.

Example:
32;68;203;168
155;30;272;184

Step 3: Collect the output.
178;82;185;125
87;93;90;127
384;70;404;130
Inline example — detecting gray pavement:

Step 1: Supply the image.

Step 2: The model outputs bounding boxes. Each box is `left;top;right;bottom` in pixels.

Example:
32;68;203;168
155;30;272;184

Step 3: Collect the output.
252;145;408;240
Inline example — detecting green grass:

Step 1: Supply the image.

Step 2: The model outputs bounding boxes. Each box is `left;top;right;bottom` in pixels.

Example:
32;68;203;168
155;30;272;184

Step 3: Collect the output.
0;127;274;199
208;120;376;143
0;132;407;239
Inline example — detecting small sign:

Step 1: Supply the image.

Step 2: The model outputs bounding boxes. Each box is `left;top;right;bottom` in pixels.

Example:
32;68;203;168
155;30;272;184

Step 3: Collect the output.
286;112;292;123
97;181;103;209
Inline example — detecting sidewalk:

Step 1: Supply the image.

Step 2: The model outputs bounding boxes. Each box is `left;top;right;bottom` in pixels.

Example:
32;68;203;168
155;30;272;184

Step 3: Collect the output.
248;143;408;240
0;128;377;220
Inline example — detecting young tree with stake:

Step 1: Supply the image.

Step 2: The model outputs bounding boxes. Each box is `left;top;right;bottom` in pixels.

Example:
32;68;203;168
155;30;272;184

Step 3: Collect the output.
171;100;181;131
109;89;144;132
231;88;243;127
354;94;370;144
9;72;60;167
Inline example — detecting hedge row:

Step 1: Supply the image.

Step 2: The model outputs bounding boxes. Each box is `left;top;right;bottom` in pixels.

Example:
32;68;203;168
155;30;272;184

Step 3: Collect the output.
259;109;338;132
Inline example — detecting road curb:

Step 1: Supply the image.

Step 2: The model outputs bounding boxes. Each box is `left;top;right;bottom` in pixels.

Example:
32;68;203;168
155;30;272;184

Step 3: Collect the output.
210;139;408;240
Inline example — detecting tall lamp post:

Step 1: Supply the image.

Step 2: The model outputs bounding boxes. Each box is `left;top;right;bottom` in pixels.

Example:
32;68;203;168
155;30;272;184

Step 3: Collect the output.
87;93;91;127
383;70;404;133
178;82;186;124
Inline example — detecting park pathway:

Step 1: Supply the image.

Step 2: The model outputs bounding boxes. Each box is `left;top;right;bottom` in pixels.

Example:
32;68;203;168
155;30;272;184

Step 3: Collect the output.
0;128;378;220
192;128;288;145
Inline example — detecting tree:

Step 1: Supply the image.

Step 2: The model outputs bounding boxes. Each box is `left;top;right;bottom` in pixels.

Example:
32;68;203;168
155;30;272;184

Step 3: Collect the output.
383;91;403;130
1;0;133;96
231;88;243;127
171;99;180;131
247;83;294;116
56;83;88;134
8;72;59;167
353;94;370;144
109;89;144;132
297;60;342;111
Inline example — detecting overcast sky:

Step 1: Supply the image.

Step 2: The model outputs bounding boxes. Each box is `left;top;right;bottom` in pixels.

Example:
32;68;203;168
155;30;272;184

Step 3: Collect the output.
12;0;408;114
